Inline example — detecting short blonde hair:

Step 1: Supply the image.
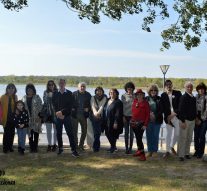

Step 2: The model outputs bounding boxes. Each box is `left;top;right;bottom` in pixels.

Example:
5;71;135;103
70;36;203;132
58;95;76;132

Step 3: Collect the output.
78;82;87;88
147;84;159;95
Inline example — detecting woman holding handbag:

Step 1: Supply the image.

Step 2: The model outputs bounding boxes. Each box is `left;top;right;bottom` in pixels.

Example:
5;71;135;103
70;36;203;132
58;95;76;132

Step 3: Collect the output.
43;80;58;152
130;89;150;161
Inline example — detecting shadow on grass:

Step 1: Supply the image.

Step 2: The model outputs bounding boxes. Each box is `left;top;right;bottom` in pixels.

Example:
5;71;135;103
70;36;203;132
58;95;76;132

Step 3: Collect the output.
0;146;207;191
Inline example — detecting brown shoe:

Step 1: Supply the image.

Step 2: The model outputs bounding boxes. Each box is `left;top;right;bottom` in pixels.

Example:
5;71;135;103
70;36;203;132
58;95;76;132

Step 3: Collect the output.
152;152;158;157
146;152;152;158
163;152;170;159
171;147;177;155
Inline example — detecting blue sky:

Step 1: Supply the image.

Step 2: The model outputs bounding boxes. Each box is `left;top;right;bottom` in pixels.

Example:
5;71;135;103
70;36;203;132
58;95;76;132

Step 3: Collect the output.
0;0;206;78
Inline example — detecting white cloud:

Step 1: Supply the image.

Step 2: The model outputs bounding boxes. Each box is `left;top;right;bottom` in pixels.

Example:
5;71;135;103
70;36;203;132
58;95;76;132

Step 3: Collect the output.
0;43;194;62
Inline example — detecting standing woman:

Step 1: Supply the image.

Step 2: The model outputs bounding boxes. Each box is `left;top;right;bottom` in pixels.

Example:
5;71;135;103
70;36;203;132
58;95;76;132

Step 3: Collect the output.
194;82;207;158
103;89;123;153
145;84;163;157
22;83;42;153
131;89;150;161
121;82;135;154
43;80;58;152
90;87;107;152
0;83;18;153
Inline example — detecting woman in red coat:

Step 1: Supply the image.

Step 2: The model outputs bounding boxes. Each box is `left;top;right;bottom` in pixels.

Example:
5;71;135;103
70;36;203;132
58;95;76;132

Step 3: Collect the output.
130;89;150;161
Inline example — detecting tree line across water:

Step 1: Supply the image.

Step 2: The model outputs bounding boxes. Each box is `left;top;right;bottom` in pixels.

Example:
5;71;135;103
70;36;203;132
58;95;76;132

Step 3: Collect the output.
0;75;206;90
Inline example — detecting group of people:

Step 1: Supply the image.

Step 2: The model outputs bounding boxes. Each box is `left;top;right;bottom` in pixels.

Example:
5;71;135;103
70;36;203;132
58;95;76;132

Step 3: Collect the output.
0;79;206;162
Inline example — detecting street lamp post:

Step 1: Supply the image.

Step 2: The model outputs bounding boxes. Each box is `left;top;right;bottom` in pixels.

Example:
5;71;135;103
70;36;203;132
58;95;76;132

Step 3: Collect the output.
160;65;170;148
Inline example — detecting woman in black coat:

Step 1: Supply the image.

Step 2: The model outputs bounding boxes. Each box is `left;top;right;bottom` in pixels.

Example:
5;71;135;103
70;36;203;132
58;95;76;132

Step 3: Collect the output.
103;88;123;153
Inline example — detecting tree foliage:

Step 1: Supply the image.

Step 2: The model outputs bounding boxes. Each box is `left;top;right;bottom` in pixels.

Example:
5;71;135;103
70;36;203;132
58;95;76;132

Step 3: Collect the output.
1;75;207;90
1;0;207;50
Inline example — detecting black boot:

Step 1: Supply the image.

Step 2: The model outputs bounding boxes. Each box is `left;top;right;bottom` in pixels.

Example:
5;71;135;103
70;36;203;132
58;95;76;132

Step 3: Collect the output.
47;145;52;152
52;144;57;152
20;148;25;155
18;146;21;153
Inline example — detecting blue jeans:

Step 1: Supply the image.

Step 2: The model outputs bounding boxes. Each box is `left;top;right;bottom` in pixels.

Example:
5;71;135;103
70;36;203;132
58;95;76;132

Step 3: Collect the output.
17;128;27;149
54;116;76;151
146;122;161;152
194;120;207;156
91;117;102;151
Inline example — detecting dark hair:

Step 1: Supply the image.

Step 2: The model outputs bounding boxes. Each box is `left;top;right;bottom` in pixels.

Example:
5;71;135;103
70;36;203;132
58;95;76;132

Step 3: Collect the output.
5;83;17;95
94;86;104;95
196;82;207;93
124;82;135;92
164;80;172;86
46;80;58;92
59;78;66;83
25;83;36;95
15;100;25;110
109;88;119;99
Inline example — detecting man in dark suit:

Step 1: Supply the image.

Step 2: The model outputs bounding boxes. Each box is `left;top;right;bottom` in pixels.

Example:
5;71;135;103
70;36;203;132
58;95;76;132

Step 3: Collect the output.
52;79;79;157
161;80;182;159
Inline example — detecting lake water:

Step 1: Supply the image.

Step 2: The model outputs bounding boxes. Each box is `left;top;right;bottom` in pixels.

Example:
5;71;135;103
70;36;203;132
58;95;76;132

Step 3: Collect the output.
0;84;127;133
0;84;196;144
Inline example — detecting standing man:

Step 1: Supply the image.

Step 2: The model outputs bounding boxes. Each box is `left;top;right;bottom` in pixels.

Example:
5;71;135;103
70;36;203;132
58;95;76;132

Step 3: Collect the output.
72;82;91;150
178;82;196;161
161;80;182;159
52;79;79;157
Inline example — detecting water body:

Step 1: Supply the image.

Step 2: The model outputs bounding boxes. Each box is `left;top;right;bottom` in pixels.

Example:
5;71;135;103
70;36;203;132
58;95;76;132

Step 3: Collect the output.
0;84;126;133
0;84;195;141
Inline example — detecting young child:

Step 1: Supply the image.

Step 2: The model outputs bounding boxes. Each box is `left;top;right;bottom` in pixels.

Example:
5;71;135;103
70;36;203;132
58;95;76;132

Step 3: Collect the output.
13;100;29;155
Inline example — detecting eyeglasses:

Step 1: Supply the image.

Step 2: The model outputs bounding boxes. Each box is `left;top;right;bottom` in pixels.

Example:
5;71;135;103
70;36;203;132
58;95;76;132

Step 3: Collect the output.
150;89;157;92
48;84;54;86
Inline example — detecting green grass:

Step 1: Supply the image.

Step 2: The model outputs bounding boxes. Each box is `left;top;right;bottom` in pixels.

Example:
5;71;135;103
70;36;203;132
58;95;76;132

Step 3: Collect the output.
0;146;207;191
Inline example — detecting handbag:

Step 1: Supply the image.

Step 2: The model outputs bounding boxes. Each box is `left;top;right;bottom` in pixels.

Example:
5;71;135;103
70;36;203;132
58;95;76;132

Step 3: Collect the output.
39;104;49;123
130;119;144;129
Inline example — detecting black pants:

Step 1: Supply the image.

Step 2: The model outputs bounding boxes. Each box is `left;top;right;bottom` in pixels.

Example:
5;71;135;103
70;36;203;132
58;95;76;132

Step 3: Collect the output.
132;126;144;151
105;131;117;150
194;121;207;157
55;116;76;152
29;129;39;152
124;116;134;151
3;121;15;152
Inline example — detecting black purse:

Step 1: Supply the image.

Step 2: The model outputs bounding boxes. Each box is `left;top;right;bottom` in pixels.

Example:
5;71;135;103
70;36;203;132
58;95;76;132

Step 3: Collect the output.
39;104;49;123
130;119;144;129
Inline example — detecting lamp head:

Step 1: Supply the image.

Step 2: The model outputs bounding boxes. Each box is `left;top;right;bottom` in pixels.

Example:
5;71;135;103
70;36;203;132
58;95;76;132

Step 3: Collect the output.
160;65;170;75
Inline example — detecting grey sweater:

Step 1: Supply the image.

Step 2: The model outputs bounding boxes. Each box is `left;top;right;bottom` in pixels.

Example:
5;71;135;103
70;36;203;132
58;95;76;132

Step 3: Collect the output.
121;93;135;117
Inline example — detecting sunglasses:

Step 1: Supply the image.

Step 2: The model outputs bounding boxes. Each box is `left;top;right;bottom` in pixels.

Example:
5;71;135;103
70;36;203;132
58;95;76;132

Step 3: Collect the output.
48;84;54;86
150;89;157;92
8;86;15;89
